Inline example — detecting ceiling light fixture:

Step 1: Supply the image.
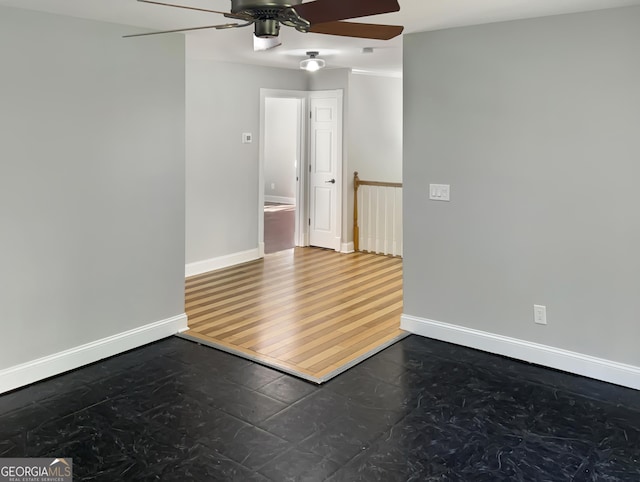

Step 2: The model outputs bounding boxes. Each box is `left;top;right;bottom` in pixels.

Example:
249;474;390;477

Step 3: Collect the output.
300;51;326;72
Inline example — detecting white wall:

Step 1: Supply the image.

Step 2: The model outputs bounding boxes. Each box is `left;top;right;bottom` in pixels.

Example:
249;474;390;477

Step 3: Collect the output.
348;73;403;247
264;98;299;203
403;6;640;387
0;7;186;390
186;59;307;267
349;73;403;183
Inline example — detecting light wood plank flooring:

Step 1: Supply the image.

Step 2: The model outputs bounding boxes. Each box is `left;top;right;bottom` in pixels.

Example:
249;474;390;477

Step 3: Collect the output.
182;247;406;382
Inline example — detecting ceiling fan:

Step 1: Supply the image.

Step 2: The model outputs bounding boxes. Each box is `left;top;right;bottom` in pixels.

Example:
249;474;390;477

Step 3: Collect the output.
125;0;404;50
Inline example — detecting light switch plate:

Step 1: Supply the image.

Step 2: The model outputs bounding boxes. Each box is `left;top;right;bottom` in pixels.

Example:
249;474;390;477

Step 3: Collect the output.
242;133;253;144
429;184;450;201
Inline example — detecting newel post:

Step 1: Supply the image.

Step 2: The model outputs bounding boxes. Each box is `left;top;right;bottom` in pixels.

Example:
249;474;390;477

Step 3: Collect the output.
353;171;360;252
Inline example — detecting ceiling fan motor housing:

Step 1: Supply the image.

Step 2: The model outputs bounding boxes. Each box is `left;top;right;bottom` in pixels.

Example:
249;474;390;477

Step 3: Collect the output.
231;0;308;37
255;19;280;37
231;0;303;14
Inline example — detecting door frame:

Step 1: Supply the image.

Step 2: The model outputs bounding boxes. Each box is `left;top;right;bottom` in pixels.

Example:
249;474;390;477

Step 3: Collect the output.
259;89;308;254
259;88;343;254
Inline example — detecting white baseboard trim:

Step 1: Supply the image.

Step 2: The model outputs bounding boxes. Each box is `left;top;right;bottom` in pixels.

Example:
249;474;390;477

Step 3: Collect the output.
340;242;355;254
401;314;640;390
185;248;262;277
0;313;188;394
265;195;296;205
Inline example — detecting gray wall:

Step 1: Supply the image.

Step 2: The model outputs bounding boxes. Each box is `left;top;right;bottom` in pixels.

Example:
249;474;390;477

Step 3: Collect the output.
403;6;640;365
0;7;186;368
186;64;404;260
186;60;307;264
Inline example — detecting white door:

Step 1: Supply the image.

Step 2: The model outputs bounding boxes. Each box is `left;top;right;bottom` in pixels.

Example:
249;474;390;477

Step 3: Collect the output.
309;92;343;251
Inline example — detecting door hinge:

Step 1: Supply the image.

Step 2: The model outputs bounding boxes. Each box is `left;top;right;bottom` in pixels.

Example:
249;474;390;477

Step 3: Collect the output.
309;165;312;172
308;218;311;226
309;111;312;119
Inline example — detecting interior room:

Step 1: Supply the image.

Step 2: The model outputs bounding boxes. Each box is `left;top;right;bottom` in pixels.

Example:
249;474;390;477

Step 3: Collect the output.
1;0;639;479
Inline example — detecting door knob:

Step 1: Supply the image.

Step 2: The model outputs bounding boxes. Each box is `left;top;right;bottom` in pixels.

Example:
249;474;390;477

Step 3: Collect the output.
325;179;336;184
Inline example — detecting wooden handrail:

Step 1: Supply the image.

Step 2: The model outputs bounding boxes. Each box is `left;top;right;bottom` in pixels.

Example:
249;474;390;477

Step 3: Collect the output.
356;179;403;189
354;171;403;252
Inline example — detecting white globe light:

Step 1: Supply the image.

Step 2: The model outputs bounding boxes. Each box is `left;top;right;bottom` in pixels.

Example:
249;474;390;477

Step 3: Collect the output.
300;52;326;72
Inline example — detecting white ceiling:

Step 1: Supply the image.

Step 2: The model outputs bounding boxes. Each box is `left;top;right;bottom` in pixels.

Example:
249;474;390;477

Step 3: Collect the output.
2;0;639;74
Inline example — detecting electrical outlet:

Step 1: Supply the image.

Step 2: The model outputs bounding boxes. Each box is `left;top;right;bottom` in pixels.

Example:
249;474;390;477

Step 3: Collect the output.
534;305;547;325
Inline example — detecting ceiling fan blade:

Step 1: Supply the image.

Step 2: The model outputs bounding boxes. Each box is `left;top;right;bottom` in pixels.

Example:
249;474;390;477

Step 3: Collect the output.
310;21;403;40
294;0;400;26
137;0;225;15
136;0;250;21
254;35;282;51
123;23;250;38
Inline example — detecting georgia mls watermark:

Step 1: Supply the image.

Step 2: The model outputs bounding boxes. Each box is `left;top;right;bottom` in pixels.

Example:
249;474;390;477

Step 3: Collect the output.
0;458;72;482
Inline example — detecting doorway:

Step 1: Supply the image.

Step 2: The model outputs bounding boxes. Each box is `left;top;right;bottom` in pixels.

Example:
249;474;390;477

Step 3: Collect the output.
263;97;301;254
259;88;343;254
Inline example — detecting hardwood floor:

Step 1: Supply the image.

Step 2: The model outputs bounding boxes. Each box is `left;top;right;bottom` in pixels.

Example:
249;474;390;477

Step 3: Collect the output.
182;247;406;382
264;203;295;254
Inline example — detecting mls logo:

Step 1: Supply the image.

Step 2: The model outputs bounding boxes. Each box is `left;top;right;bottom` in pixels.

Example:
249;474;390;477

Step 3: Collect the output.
0;458;73;481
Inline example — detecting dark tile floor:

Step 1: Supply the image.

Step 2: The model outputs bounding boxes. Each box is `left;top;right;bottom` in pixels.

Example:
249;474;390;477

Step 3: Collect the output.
1;335;639;481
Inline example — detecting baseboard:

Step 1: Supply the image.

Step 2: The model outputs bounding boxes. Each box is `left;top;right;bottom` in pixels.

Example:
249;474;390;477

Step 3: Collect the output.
185;248;262;277
401;314;640;391
0;314;188;394
265;195;296;205
340;242;355;254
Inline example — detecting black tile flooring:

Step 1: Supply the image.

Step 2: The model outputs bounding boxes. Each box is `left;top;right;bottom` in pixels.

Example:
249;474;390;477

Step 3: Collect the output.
1;336;639;481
